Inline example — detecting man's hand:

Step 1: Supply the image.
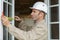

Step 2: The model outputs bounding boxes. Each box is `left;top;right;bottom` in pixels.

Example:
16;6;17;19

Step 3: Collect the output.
14;16;22;22
1;16;11;27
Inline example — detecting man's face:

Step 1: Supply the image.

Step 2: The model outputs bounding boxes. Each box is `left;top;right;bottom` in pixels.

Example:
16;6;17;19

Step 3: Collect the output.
31;9;40;20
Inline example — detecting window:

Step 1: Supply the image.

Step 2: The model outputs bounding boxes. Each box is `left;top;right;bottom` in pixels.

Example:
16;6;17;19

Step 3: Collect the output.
47;0;60;40
3;0;14;40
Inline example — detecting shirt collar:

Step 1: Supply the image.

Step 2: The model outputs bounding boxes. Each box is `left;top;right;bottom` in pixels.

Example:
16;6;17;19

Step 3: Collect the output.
35;19;45;25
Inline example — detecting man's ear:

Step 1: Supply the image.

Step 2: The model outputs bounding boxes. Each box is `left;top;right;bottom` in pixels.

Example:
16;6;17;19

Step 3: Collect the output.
39;12;43;16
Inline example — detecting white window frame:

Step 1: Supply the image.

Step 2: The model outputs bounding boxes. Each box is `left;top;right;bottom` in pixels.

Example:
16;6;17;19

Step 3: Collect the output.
0;0;3;40
45;0;60;40
0;0;14;40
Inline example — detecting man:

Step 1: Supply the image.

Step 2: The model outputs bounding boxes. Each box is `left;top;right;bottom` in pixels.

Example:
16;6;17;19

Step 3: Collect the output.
2;2;48;40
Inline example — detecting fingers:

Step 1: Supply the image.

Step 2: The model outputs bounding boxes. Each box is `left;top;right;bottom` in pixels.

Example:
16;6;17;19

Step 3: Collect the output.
1;16;11;27
14;16;18;17
1;16;7;26
1;16;8;22
1;16;8;21
14;16;20;19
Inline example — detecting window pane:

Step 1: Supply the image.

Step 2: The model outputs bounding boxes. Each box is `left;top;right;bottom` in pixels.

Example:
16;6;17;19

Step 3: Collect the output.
3;2;8;16
51;24;59;39
50;0;58;5
8;0;12;3
8;4;12;17
50;7;59;22
3;26;8;40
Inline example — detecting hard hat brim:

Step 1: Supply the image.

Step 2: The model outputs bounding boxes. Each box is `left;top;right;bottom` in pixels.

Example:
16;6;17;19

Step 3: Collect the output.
29;7;42;11
29;7;41;11
29;7;36;10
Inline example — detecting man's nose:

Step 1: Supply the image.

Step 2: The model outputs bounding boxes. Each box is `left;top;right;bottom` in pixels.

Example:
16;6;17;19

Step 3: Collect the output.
31;12;33;16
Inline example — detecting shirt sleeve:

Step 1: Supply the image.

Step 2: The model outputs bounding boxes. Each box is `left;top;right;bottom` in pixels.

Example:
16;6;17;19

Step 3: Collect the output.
8;25;27;40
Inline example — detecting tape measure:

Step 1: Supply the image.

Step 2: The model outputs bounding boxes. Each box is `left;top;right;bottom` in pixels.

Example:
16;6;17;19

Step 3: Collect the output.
2;12;14;21
8;17;14;21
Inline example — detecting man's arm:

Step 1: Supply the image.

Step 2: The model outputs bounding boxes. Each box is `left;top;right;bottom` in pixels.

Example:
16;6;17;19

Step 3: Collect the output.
1;16;26;40
8;25;26;40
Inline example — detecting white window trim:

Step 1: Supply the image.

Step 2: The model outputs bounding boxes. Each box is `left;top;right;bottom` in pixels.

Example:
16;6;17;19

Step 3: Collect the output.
45;0;60;40
11;0;14;40
0;0;15;40
0;0;3;40
44;0;51;40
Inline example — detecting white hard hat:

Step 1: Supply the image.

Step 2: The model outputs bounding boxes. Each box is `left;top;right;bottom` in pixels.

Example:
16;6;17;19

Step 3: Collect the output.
30;2;47;13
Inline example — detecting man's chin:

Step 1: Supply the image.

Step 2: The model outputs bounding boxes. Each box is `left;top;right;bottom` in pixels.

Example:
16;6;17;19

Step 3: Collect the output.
32;18;36;20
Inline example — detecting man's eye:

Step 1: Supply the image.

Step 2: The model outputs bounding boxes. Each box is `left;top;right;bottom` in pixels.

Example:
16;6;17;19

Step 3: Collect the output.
33;11;36;13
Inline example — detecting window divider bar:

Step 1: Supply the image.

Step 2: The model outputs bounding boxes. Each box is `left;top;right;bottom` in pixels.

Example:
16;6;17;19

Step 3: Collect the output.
11;0;14;40
49;4;59;7
47;0;51;40
50;22;59;24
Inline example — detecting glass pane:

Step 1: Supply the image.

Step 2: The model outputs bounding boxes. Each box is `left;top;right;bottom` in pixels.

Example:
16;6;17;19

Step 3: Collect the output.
8;0;12;3
50;0;58;5
51;24;59;39
3;2;8;16
3;26;8;40
3;2;8;40
8;4;12;17
50;7;59;22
